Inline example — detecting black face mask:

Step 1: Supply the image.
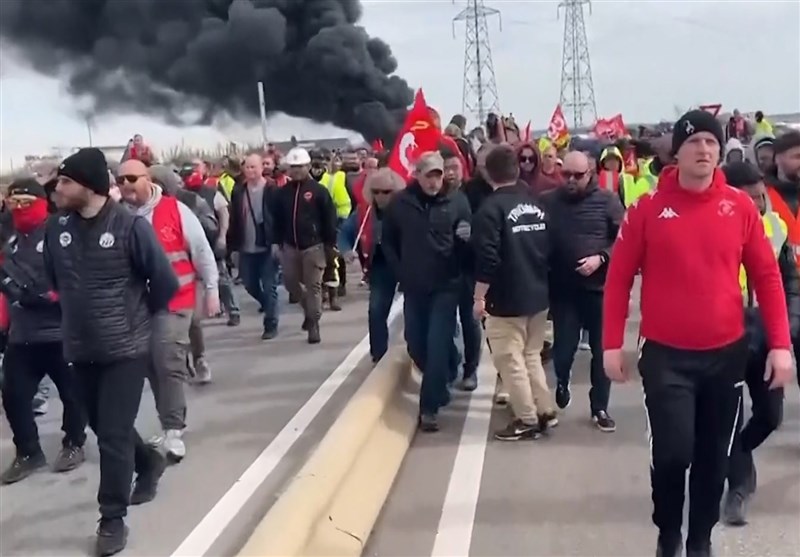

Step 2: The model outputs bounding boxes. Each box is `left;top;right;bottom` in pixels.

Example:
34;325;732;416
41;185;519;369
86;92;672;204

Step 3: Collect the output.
342;163;361;173
310;165;325;179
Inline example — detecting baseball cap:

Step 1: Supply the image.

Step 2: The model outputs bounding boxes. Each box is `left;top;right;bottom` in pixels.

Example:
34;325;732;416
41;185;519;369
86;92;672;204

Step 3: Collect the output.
415;151;444;175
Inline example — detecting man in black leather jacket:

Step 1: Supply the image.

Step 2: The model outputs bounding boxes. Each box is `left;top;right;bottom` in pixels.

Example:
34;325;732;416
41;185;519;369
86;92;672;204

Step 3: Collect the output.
722;162;800;527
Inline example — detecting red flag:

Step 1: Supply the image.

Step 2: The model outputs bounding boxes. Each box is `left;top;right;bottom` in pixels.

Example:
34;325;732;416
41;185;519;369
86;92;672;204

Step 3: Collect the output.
371;139;385;152
593;114;628;140
547;105;570;147
387;89;442;181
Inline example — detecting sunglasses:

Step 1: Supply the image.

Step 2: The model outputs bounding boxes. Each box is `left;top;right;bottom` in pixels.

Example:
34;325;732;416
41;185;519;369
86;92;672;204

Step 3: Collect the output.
116;174;146;184
562;170;588;180
6;197;35;208
519;156;536;163
373;189;393;195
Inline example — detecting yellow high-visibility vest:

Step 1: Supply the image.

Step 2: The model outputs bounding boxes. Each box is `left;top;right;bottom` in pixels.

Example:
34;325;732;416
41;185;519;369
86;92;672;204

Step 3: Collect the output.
320;171;352;219
623;173;656;208
740;211;788;307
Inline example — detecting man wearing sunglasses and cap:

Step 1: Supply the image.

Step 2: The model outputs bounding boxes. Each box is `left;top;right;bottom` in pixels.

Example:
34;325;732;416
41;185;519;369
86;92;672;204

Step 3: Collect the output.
45;148;179;556
541;150;624;432
0;178;87;485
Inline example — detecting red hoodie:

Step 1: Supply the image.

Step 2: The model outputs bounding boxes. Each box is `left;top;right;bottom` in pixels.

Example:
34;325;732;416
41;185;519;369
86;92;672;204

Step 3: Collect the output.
603;165;790;351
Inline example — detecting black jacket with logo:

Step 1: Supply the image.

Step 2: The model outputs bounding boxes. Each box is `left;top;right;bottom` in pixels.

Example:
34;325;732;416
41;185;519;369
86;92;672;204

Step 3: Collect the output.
472;184;550;317
541;182;624;295
381;181;472;295
272;178;337;250
44;200;178;364
2;225;62;344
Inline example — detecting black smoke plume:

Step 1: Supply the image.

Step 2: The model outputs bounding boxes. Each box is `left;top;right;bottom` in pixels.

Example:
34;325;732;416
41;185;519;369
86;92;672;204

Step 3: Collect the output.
0;0;414;142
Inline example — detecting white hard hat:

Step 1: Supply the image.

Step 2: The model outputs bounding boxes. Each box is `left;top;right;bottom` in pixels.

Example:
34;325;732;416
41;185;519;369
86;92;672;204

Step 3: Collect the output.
285;147;311;166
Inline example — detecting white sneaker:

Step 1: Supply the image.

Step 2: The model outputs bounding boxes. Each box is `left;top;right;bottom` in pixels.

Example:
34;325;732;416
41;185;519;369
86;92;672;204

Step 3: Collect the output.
193;357;212;384
163;429;186;461
578;341;591;351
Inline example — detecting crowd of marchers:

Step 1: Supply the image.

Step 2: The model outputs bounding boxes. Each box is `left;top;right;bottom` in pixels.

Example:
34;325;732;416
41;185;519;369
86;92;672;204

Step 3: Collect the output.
0;106;799;557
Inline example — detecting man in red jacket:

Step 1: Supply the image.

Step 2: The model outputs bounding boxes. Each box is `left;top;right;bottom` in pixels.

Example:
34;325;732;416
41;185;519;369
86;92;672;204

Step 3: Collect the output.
602;110;794;557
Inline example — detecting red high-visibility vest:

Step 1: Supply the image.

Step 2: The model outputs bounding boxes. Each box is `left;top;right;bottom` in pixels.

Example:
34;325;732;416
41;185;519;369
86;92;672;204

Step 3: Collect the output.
152;196;196;312
598;170;620;192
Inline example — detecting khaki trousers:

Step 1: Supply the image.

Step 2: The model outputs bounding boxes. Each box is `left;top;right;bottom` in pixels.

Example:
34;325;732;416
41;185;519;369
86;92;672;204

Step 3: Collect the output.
485;310;555;424
282;244;326;322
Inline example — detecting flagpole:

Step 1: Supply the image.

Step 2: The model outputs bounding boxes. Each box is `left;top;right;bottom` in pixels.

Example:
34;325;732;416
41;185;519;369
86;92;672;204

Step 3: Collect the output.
353;205;372;253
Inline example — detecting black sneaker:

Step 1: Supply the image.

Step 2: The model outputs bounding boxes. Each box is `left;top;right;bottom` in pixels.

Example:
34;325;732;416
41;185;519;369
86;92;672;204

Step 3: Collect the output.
555;383;571;409
418;413;439;432
494;419;540;441
1;452;47;484
656;532;682;557
593;410;616;432
33;397;48;416
227;314;241;327
130;447;167;506
538;411;559;432
686;543;713;557
307;321;321;344
460;375;478;392
52;444;85;473
722;489;748;526
261;327;278;340
301;317;312;331
95;518;128;557
289;293;299;304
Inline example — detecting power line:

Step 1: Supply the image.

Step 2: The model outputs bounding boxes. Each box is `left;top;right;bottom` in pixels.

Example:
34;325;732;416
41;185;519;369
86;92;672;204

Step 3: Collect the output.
558;0;597;128
453;0;502;126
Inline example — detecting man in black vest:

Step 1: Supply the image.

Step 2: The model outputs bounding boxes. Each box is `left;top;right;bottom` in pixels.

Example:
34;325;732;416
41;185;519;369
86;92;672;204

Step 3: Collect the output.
44;148;179;557
0;178;87;484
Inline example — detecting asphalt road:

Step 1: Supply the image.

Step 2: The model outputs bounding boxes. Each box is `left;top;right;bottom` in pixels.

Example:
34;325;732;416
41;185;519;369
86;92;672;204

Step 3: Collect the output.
367;292;800;557
0;280;396;557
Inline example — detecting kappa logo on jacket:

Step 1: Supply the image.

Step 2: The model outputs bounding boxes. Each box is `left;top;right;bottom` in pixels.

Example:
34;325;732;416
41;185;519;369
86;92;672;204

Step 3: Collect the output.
657;207;679;219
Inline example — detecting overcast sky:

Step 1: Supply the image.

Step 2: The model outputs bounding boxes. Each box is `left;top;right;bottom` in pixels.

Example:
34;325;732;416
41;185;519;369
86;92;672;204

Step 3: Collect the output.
1;0;798;171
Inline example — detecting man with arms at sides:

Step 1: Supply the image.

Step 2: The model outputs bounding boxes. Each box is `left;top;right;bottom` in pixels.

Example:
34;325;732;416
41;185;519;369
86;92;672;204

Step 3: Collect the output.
46;148;179;556
603;111;793;557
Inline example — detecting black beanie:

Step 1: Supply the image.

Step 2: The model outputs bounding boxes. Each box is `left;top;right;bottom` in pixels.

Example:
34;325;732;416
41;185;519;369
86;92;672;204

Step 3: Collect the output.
8;177;47;199
671;110;725;157
722;161;762;189
57;148;110;196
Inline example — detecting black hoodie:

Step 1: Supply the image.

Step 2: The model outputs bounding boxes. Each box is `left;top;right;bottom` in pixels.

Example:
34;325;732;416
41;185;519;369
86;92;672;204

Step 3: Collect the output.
382;181;471;295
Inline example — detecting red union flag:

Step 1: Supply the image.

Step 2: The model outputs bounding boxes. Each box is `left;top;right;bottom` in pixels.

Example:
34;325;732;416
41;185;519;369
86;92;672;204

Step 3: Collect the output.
387;89;442;182
593;114;628;140
547;105;570;147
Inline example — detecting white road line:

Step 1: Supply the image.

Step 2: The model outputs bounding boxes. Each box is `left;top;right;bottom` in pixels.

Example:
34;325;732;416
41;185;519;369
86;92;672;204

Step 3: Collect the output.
431;354;497;557
171;295;405;557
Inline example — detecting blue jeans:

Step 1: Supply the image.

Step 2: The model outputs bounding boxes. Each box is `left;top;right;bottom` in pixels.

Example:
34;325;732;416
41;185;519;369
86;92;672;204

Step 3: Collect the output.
455;276;482;381
239;251;279;331
404;290;459;415
368;259;397;363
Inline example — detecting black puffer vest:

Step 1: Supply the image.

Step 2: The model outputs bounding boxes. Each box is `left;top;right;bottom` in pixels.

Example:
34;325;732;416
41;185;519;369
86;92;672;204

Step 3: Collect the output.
45;201;151;364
